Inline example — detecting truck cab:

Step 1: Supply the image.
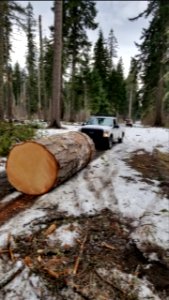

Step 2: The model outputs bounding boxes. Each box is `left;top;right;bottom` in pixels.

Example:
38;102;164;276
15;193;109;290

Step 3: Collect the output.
80;116;124;149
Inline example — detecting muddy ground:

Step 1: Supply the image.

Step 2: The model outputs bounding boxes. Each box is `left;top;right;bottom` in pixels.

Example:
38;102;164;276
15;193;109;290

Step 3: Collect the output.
126;149;169;199
0;149;169;299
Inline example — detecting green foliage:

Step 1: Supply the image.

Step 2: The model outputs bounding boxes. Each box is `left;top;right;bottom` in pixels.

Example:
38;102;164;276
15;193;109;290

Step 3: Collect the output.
0;1;27;121
91;30;127;117
12;62;23;105
93;30;111;88
63;0;97;120
0;122;35;156
63;0;97;60
44;38;54;100
130;0;169;125
108;28;118;69
125;57;140;119
88;69;110;115
45;0;98;121
108;70;126;115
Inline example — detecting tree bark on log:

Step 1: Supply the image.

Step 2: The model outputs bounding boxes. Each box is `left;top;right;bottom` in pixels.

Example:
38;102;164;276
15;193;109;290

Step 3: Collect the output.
6;131;95;195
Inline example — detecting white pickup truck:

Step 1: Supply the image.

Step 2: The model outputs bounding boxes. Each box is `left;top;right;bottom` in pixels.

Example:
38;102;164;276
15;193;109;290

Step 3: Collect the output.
80;116;124;149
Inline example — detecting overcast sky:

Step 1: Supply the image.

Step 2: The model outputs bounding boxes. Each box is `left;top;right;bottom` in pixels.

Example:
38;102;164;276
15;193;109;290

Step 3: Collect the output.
11;1;149;77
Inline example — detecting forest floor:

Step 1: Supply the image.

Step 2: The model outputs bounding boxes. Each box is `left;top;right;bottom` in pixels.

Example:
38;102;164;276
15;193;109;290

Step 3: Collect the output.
0;124;169;299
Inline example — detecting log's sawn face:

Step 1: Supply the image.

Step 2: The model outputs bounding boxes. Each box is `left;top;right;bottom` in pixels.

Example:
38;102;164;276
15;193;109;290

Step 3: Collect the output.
6;132;95;195
6;142;59;195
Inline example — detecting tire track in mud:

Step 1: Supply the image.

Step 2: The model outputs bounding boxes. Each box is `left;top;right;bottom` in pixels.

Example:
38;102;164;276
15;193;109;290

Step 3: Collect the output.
0;150;106;226
0;194;38;226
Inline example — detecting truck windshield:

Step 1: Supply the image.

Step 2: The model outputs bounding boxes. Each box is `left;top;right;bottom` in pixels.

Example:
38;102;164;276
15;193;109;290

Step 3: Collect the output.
87;117;113;126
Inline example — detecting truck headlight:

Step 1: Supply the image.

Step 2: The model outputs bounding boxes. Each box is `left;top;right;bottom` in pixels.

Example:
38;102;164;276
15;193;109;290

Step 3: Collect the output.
103;131;109;137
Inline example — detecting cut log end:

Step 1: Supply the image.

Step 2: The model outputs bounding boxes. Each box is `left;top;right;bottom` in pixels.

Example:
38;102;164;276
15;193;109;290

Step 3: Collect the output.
6;132;95;195
6;142;59;195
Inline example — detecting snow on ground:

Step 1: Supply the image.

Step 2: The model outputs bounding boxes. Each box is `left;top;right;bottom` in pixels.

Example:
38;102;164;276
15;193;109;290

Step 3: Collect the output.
47;222;80;248
0;158;7;173
0;123;169;298
97;268;161;300
0;125;169;251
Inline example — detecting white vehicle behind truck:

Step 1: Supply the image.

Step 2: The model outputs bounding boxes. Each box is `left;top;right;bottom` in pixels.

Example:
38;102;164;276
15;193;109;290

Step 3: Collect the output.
80;116;124;149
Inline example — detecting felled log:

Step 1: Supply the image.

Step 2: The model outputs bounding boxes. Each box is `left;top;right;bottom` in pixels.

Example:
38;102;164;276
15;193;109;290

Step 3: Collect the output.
6;131;95;195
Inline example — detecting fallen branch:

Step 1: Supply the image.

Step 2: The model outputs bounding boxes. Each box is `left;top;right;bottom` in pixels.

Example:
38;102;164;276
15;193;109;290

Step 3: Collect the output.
94;269;125;296
101;242;116;251
7;233;15;262
0;235;15;261
72;233;88;275
66;280;94;300
0;262;24;289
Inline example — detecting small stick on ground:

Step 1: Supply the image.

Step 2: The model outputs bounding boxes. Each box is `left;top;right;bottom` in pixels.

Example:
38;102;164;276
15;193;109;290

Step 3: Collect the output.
66;280;93;300
101;242;116;251
7;233;15;262
72;233;88;275
0;263;24;289
94;269;125;296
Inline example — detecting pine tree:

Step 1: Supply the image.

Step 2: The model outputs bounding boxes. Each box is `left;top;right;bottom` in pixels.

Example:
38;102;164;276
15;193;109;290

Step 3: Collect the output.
26;2;38;117
63;0;97;121
0;1;26;120
126;57;139;120
130;0;169;126
12;62;22;106
88;69;110;115
93;30;111;88
117;58;127;116
107;28;118;69
107;58;127;117
46;0;97;122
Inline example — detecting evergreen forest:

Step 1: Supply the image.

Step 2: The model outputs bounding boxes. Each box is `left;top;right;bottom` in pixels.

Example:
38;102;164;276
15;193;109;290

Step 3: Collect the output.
0;0;169;127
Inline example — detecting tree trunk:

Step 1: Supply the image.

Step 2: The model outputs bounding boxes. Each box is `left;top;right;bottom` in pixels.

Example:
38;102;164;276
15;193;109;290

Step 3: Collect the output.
154;67;164;126
7;66;13;122
38;15;48;121
49;0;62;128
6;131;95;195
0;2;4;120
70;57;76;122
128;87;133;119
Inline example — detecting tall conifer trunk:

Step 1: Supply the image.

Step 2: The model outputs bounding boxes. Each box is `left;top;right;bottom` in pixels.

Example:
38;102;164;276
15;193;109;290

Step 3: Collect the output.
49;0;62;128
38;15;47;121
154;67;164;126
0;2;4;120
7;66;13;122
70;56;76;122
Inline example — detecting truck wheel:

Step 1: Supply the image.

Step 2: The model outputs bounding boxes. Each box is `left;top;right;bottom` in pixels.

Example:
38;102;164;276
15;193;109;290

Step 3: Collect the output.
107;135;113;149
118;132;124;143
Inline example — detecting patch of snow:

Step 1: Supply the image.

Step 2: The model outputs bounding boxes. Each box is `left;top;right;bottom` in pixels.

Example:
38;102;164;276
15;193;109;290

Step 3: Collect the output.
47;223;80;248
0;158;6;173
0;165;5;172
97;267;161;300
36;124;80;138
0;204;45;247
2;266;56;300
148;252;159;262
0;192;21;205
